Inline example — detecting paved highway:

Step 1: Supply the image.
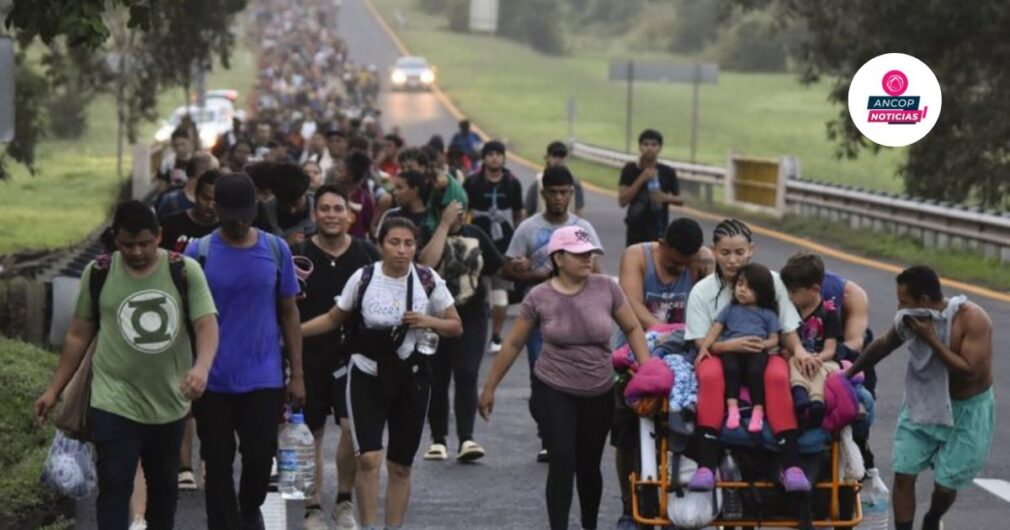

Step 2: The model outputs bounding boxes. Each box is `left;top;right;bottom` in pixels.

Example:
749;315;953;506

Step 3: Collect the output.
74;0;1009;527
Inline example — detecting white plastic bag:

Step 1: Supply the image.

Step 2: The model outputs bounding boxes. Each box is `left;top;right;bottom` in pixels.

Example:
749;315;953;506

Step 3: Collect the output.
839;425;865;481
668;487;723;529
668;455;722;529
41;430;97;499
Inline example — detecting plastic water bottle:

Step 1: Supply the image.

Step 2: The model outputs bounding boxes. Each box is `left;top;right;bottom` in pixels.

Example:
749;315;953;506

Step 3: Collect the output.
278;412;315;500
646;177;665;234
646;177;662;206
857;468;890;529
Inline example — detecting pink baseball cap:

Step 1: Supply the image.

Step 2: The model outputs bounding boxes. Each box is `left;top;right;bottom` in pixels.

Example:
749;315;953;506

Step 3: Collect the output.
547;225;604;255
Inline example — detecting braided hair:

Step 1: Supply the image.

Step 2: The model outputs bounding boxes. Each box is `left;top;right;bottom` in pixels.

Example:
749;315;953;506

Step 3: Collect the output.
712;218;753;302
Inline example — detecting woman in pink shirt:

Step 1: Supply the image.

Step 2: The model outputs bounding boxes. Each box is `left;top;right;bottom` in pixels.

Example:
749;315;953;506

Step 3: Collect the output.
479;226;650;530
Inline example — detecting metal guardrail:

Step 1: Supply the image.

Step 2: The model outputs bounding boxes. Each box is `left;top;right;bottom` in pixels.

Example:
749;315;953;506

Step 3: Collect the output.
570;141;1010;263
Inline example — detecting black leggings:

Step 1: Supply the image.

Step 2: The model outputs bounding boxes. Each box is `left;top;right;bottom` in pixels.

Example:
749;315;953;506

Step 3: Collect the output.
723;352;768;406
427;309;488;444
533;376;614;530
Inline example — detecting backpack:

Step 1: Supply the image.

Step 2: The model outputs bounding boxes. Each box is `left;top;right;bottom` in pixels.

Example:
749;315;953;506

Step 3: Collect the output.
193;228;287;344
59;251;193;440
341;263;437;354
194;229;284;295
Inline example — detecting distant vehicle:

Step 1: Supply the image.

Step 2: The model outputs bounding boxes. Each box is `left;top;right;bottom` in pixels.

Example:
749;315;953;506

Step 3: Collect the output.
206;89;240;104
390;56;436;91
153;96;236;149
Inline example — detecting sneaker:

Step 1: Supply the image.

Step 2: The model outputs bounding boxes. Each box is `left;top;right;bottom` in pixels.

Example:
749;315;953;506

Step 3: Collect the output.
304;505;328;530
457;440;485;462
129;518;147;530
423;442;448;461
489;336;502;354
615;513;638;530
537;447;549;463
687;467;716;491
781;466;812;492
332;499;359;530
178;469;197;491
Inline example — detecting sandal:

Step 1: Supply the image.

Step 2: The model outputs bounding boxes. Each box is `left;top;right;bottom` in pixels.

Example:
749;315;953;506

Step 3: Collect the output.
178;469;197;491
423;442;448;461
457;440;485;462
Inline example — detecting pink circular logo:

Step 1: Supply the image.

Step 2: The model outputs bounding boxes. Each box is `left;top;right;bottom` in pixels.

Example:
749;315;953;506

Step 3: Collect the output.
882;70;908;96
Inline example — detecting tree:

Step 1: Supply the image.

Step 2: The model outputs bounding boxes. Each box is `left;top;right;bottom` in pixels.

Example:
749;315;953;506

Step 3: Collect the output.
734;0;1010;207
493;0;565;54
0;54;48;179
669;0;719;53
5;0;158;48
143;0;244;113
2;0;246;178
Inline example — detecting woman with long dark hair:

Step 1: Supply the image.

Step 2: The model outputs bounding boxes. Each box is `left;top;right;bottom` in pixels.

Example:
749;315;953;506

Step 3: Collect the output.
684;219;817;492
302;217;462;529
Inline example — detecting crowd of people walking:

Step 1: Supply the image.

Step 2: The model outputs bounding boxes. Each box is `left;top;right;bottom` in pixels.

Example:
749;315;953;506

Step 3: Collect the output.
31;1;995;529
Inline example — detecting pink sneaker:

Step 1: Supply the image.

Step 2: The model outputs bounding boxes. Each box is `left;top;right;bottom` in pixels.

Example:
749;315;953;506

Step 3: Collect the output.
781;466;811;492
748;408;764;433
726;406;741;430
688;467;715;491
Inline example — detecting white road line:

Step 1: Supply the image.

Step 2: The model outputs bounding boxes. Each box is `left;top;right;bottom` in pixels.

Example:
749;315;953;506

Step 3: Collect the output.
262;492;288;529
974;478;1010;503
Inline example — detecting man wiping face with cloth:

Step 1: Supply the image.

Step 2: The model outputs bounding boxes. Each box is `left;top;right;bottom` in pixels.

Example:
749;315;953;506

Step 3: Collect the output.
844;265;994;530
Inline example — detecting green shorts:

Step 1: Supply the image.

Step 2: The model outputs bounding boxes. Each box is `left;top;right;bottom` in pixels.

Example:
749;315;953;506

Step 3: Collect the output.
893;387;995;490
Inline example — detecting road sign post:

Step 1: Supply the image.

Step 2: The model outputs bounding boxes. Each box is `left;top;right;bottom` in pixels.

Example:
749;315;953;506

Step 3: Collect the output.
625;61;634;153
0;37;14;143
566;96;577;144
609;60;718;160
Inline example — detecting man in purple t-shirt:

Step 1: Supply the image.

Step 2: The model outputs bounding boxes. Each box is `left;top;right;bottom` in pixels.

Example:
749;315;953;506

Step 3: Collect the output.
185;172;305;530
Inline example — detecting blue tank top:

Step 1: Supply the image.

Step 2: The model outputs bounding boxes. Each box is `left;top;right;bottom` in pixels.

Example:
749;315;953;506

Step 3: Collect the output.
820;271;846;315
643;243;694;324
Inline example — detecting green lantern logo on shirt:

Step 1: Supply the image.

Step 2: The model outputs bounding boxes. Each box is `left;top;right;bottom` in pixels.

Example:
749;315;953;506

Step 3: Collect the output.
117;289;180;354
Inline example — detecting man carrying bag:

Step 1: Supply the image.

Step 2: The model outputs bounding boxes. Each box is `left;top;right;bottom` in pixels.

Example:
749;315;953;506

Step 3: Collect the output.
35;200;219;530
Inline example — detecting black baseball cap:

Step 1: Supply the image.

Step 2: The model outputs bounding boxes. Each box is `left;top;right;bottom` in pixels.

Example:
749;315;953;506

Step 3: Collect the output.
214;173;258;222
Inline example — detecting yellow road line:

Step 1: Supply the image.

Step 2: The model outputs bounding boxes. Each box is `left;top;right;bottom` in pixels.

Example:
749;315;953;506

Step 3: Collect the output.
362;0;1010;304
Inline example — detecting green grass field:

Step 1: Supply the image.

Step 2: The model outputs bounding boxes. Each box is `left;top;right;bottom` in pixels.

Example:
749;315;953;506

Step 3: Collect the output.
0;43;255;254
372;0;907;193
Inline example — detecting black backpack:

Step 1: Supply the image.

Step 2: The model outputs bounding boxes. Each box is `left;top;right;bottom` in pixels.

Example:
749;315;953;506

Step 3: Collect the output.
341;263;437;353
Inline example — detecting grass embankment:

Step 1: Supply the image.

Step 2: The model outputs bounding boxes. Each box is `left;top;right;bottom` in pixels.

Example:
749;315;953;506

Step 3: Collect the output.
0;338;64;529
0;44;256;254
372;0;1010;292
371;0;907;192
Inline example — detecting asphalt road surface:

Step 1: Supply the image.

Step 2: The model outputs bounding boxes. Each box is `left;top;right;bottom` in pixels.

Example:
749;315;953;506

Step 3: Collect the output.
74;0;1010;528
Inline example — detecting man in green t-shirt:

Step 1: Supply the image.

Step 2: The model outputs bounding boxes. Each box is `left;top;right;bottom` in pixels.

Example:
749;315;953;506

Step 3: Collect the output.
35;200;219;530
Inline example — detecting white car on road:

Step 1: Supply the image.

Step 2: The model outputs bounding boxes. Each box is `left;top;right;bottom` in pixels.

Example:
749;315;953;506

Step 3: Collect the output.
153;94;239;149
390;56;436;91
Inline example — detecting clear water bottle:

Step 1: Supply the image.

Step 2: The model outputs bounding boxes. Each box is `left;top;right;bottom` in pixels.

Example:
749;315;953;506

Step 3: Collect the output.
856;468;890;529
278;412;315;500
647;177;663;206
